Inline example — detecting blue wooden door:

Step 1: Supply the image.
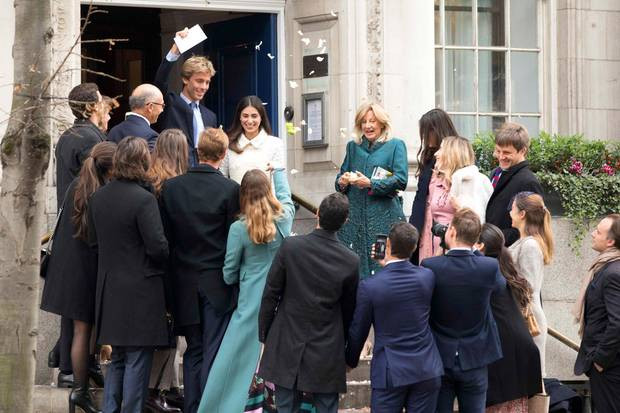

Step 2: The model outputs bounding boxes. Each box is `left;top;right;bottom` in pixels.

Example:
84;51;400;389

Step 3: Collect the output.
202;14;278;135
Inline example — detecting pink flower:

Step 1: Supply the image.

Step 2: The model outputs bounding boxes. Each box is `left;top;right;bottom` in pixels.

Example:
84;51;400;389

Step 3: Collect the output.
569;160;583;175
601;163;615;176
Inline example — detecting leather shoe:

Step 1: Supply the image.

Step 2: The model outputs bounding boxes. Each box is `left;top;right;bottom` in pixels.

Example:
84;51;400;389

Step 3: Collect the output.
145;389;181;412
88;361;105;387
47;349;59;368
57;371;74;388
164;387;184;409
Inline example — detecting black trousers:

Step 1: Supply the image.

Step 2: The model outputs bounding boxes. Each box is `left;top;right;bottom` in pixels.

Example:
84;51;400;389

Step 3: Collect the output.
590;362;620;413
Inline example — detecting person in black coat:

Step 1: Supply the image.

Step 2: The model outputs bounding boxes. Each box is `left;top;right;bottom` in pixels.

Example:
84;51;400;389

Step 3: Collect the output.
159;127;239;413
259;193;360;413
484;122;543;246
107;84;163;151
52;82;107;386
88;137;169;413
475;223;542;410
574;215;620;413
41;141;117;413
421;209;505;413
409;108;457;264
154;28;217;167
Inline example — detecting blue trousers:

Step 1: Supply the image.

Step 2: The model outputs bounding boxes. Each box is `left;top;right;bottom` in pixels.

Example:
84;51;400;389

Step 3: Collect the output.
436;360;488;413
180;296;231;413
275;385;339;413
372;374;441;413
103;346;153;413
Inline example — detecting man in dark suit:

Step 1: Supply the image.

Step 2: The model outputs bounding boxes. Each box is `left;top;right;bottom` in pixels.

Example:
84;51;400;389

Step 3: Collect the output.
154;28;217;167
107;83;163;151
346;222;444;412
159;127;239;413
421;208;505;413
574;214;620;412
485;122;543;246
259;193;359;413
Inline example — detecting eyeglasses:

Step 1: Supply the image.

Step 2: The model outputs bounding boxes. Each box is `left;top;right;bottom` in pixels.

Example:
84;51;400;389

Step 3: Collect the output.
148;102;166;108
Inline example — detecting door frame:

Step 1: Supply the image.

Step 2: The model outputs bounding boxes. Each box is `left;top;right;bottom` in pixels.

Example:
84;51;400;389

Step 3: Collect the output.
85;0;286;158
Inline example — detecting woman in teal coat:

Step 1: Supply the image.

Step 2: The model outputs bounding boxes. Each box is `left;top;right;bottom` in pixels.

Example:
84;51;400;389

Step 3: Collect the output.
198;167;295;413
336;102;408;279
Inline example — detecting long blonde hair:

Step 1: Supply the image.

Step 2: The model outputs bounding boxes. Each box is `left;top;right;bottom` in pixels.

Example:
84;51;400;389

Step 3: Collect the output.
353;102;392;144
435;136;475;184
148;129;189;196
514;192;554;265
240;169;283;244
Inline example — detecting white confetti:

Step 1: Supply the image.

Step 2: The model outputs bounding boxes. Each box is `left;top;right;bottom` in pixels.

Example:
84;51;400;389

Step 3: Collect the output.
301;37;310;46
255;41;262;50
262;102;268;105
308;127;313;135
308;70;315;76
294;126;301;133
339;127;347;138
267;53;275;60
288;80;298;89
330;10;337;17
300;120;307;126
318;39;326;48
320;47;327;54
350;243;353;248
316;56;324;62
290;169;299;175
297;30;304;36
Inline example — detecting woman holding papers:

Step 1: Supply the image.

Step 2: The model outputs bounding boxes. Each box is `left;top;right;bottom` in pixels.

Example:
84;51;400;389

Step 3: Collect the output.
335;102;408;279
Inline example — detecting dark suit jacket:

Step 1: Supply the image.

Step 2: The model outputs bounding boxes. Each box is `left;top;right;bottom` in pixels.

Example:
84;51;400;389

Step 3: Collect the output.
422;250;504;370
409;160;435;265
107;114;158;151
88;179;169;346
485;160;543;246
575;260;620;375
258;229;360;394
153;58;217;167
159;164;240;325
55;119;106;209
346;260;443;389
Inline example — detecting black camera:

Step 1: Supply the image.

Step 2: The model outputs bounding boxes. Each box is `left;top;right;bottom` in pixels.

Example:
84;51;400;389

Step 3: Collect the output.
431;221;448;250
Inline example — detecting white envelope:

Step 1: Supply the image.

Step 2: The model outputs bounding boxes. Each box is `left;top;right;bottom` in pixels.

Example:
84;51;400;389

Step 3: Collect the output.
174;24;207;54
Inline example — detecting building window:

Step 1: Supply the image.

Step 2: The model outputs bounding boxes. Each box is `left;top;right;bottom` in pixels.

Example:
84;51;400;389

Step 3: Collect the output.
435;0;542;138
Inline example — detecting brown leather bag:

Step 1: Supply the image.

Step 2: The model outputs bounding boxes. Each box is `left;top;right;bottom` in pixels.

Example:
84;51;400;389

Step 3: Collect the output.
525;305;541;337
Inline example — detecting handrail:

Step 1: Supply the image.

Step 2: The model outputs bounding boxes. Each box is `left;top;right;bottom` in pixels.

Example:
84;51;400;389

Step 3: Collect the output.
292;193;318;215
548;326;580;352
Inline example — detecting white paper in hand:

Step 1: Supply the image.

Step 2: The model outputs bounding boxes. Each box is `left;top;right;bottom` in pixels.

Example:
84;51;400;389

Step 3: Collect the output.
174;24;207;54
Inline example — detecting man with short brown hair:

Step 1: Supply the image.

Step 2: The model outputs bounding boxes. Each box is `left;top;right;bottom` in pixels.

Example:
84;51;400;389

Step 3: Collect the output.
485;122;543;246
574;214;620;412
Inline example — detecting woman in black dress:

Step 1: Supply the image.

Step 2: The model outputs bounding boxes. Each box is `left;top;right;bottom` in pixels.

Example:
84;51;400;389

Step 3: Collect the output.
41;141;117;413
475;223;543;412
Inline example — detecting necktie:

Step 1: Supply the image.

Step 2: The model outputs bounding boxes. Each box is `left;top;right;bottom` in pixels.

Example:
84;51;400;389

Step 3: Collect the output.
491;167;502;188
190;102;199;147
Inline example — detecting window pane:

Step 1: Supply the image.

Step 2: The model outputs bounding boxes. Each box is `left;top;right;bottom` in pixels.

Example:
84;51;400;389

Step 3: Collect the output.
510;0;537;48
445;50;475;112
445;0;473;46
479;115;506;133
512;115;540;137
479;51;506;112
478;0;505;46
451;114;476;139
435;0;441;44
435;49;443;108
511;51;539;113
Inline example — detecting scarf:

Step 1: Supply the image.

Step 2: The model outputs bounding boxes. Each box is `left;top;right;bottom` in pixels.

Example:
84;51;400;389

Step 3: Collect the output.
572;247;620;337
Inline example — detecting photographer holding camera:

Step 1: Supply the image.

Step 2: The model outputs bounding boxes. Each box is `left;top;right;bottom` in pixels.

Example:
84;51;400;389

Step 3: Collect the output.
421;209;505;413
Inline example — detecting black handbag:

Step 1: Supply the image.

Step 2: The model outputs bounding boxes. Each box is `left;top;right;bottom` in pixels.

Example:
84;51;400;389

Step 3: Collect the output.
40;206;63;278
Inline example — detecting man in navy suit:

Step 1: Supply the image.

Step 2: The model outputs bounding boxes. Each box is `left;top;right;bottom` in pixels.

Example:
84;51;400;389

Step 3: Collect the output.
346;222;444;413
421;208;505;413
107;83;163;151
154;28;218;167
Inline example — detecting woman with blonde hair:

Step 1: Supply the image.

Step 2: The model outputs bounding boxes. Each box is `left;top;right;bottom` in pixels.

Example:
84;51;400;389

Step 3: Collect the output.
509;191;554;376
336;102;408;278
418;136;492;261
199;167;295;413
147;128;189;196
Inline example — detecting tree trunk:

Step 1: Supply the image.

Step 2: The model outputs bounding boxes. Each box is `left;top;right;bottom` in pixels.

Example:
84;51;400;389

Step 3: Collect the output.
0;1;53;411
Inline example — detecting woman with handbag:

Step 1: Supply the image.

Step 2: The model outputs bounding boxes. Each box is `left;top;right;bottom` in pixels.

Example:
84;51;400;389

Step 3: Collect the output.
198;168;295;413
509;192;554;377
41;141;117;413
475;223;543;412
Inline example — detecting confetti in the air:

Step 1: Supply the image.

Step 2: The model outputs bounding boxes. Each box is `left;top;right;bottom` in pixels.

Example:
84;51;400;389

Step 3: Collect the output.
288;80;299;89
262;102;268;105
320;47;327;54
330;10;337;17
290;169;299;175
300;120;307;126
308;127;313;135
267;53;275;60
308;70;315;76
255;41;262;50
297;30;304;36
316;56;324;62
318;39;326;48
301;38;310;46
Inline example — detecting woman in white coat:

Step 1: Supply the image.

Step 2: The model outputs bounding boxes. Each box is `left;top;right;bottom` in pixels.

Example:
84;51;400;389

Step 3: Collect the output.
220;95;284;183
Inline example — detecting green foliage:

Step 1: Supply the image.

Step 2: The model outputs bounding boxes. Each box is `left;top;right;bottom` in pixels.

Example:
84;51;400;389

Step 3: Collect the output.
473;132;620;251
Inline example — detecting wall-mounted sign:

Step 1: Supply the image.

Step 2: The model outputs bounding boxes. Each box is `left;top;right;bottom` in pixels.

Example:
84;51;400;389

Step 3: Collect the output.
303;54;328;78
302;92;326;148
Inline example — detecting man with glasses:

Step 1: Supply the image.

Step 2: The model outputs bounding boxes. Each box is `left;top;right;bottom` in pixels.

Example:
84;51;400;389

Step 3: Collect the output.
108;83;164;151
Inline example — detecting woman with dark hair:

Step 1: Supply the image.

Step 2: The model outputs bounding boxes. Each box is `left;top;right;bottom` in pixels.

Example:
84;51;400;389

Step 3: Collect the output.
41;141;117;413
408;108;457;264
88;136;169;412
475;223;542;412
199;168;295;413
220;95;284;183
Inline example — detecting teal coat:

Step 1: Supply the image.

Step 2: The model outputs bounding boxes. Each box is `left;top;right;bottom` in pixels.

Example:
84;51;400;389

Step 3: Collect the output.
336;137;408;279
198;169;295;413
